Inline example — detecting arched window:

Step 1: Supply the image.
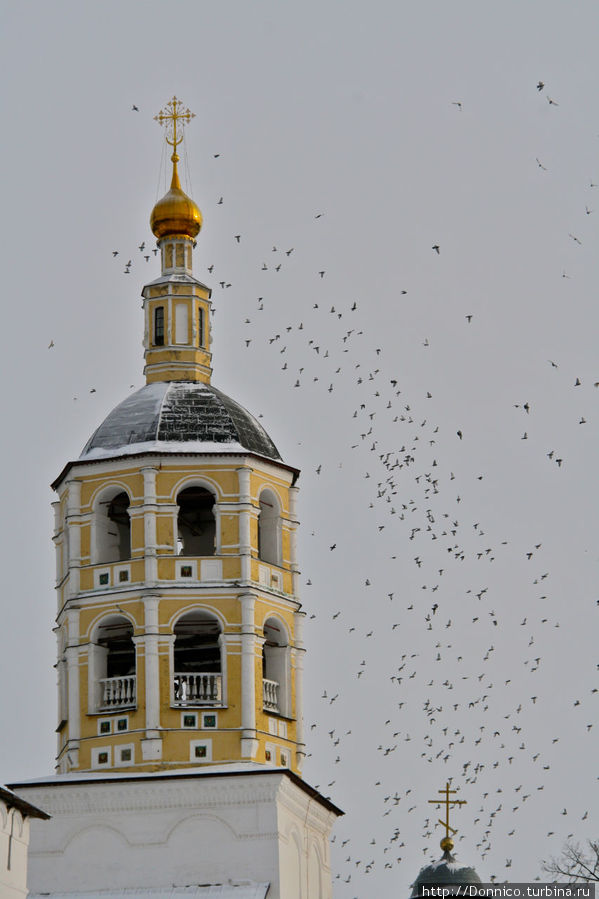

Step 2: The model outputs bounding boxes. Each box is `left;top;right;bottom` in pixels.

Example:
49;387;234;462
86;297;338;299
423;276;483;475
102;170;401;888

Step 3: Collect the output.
258;489;281;566
91;615;136;711
154;306;165;345
176;486;216;556
262;618;290;717
95;490;131;564
173;610;222;706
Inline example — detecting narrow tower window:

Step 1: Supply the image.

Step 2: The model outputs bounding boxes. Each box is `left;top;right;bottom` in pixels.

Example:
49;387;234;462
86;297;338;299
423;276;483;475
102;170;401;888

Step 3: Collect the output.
176;486;216;556
154;306;165;346
198;307;204;347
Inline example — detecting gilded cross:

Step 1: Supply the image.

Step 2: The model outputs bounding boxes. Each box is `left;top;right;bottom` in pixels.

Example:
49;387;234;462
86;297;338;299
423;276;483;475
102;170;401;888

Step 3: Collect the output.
154;96;195;153
428;782;466;842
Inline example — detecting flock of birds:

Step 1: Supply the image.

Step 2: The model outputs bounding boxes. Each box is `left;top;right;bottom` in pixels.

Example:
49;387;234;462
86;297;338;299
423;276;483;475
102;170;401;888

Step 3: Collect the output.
195;81;593;897
52;84;595;898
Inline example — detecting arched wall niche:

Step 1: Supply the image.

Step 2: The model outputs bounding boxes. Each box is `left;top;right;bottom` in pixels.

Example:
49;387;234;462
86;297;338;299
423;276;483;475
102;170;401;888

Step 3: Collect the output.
176;485;216;556
92;485;132;564
262;615;291;718
88;614;136;713
257;487;282;566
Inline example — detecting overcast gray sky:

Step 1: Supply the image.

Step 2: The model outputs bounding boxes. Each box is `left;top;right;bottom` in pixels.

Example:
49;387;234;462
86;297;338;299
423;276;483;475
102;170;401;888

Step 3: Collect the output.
1;1;597;895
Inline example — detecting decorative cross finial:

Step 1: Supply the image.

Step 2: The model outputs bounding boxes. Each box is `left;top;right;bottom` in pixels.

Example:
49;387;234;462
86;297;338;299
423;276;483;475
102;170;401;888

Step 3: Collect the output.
428;782;466;853
154;96;195;154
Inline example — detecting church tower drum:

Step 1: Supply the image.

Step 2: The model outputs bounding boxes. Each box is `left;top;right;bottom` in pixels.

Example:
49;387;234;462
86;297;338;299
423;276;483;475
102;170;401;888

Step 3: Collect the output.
51;97;306;777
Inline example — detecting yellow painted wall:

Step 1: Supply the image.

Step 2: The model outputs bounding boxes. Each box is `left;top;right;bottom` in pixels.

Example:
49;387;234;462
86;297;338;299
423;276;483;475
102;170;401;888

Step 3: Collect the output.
57;455;301;775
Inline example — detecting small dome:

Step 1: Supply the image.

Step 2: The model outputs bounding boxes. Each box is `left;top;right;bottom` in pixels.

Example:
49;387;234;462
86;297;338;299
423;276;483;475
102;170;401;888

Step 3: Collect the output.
80;381;281;462
410;848;482;898
150;183;202;240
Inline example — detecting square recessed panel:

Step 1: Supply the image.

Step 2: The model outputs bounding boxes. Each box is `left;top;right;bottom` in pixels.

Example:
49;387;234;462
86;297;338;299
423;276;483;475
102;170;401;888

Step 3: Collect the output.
99;720;111;735
117;717;128;732
190;738;212;762
98;752;109;765
99;573;109;586
120;748;132;762
181;565;192;578
118;570;129;582
202;713;217;729
183;714;197;728
265;742;276;765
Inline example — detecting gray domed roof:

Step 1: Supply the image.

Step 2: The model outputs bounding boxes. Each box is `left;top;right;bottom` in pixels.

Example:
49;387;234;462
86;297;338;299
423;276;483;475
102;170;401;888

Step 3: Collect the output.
411;850;482;897
80;381;281;462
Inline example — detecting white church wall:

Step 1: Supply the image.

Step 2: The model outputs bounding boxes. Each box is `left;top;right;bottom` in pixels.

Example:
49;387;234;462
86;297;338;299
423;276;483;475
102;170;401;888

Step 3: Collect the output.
276;776;335;899
12;767;340;899
0;788;49;899
0;800;30;898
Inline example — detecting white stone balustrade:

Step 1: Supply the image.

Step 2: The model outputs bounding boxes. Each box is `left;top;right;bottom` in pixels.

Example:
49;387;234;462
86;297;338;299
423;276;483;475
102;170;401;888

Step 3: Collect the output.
99;676;136;710
173;673;222;706
262;678;279;713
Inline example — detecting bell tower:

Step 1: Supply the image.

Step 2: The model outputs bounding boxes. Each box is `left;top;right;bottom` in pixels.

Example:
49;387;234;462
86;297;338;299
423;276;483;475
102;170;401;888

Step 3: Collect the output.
9;97;341;899
51;97;306;776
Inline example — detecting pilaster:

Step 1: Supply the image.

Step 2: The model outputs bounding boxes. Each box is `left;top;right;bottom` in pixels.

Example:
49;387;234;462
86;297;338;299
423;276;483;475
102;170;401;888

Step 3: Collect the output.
240;592;258;759
143;595;161;740
65;479;82;598
237;467;252;581
141;466;158;583
289;485;300;597
294;610;306;770
65;607;81;768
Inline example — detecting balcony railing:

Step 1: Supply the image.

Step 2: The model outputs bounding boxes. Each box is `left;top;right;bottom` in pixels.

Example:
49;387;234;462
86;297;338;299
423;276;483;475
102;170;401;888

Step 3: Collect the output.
99;675;136;710
263;678;280;713
173;672;222;706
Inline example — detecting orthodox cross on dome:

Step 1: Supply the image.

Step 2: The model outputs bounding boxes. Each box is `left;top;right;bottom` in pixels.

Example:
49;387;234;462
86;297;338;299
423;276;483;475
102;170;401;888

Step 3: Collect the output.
154;96;195;156
428;781;467;852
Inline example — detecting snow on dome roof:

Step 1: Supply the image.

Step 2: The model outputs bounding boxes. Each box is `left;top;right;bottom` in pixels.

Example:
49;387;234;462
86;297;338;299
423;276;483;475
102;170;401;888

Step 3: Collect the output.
410;851;482;897
80;381;281;462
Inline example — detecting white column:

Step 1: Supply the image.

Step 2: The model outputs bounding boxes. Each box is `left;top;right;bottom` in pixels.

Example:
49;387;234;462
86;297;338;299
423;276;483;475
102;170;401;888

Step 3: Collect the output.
142;295;150;352
142;466;158;583
289;486;300;597
237;467;252;582
294;610;307;770
191;299;198;346
52;501;62;585
212;503;222;555
66;479;82;598
166;295;173;345
143;595;160;736
65;607;81;768
240;593;258;759
218;631;228;706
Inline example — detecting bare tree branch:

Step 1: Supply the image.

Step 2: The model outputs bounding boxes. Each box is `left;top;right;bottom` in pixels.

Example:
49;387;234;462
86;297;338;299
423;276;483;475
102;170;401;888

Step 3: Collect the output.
542;839;599;883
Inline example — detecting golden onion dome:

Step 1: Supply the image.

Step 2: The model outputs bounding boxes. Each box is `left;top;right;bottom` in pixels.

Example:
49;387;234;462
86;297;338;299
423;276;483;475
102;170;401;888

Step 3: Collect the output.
150;155;202;240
